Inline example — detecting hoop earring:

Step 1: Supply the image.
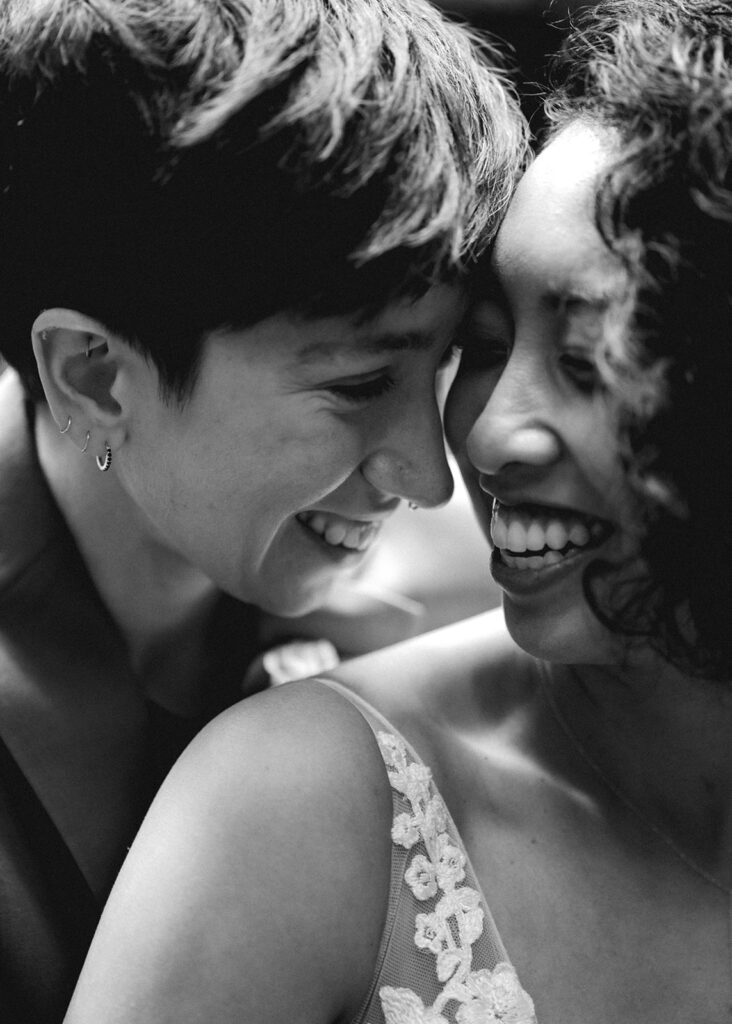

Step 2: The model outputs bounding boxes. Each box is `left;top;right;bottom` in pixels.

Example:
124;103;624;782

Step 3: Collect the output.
59;415;72;434
96;443;112;472
81;432;90;454
86;336;92;358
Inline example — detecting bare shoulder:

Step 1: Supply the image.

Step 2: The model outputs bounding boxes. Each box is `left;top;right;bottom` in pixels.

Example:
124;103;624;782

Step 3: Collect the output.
326;607;534;732
67;681;392;1024
187;674;397;797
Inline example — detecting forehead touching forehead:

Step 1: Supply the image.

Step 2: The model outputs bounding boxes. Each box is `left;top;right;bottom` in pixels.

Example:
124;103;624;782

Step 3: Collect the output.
491;123;627;307
292;283;469;365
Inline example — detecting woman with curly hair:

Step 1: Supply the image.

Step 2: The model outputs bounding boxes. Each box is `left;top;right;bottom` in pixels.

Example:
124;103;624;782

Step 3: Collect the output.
65;2;730;1021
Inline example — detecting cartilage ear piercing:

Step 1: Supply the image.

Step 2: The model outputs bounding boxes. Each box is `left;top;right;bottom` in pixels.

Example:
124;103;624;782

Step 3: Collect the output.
59;415;72;434
81;432;90;454
96;443;112;472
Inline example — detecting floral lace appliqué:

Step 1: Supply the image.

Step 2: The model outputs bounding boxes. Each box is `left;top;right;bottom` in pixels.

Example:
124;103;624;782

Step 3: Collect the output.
375;731;536;1024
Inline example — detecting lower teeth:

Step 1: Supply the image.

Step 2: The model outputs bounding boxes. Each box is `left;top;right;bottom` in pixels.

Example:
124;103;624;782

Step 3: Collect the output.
501;546;582;570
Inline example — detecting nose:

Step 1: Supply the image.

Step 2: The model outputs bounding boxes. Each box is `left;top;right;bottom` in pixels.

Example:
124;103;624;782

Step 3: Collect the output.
463;363;561;477
361;393;454;509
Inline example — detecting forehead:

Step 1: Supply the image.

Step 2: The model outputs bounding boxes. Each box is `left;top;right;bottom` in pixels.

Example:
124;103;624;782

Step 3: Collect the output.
492;124;626;304
205;281;468;377
291;283;468;365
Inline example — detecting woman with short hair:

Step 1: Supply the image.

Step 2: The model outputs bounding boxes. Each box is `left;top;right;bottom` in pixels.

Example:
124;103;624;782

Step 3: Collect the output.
0;2;527;1019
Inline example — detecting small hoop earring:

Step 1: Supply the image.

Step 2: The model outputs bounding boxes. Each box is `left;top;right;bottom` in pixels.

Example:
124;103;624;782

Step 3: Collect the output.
59;415;72;434
408;501;419;511
86;336;92;358
81;432;90;454
96;443;112;472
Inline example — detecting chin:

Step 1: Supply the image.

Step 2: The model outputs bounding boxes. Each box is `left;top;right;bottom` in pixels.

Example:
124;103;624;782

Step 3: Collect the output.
502;599;619;666
255;577;339;619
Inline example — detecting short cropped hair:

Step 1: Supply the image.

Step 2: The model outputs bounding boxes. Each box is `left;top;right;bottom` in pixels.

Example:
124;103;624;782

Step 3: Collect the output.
547;0;732;678
0;0;527;400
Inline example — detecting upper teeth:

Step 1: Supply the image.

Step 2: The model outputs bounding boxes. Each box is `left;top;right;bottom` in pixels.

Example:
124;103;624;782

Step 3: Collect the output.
490;501;606;554
297;511;379;551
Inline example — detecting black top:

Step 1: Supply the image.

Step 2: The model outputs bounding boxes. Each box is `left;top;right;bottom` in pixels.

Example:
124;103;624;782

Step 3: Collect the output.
0;372;267;1023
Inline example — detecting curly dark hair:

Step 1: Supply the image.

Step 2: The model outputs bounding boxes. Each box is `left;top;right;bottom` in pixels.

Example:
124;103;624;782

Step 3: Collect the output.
546;0;732;678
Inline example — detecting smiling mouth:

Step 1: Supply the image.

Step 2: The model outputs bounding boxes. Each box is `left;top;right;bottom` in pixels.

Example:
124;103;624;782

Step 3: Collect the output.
490;499;613;571
296;511;382;552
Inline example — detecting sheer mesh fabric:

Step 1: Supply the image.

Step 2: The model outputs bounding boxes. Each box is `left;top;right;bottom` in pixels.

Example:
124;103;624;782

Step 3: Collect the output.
317;680;537;1024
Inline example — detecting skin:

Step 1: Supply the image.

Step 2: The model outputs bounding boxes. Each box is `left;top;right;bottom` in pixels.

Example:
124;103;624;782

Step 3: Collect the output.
442;122;732;1019
34;285;463;682
64;125;732;1023
446;124;643;667
20;285;463;897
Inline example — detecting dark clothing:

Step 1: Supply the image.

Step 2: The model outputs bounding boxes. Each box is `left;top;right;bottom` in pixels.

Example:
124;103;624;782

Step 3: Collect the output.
0;372;266;1023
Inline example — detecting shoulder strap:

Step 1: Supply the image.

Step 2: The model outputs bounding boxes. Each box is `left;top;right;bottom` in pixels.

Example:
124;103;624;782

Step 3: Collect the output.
312;677;537;1024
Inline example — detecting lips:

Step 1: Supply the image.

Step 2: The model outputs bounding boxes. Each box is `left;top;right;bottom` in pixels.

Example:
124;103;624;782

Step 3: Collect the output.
296;510;382;552
490;499;613;571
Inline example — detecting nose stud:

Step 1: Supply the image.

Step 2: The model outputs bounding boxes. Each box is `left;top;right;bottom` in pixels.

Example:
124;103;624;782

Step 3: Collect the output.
408;501;419;511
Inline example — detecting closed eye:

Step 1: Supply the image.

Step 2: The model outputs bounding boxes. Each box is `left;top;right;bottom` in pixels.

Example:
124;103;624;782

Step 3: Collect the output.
459;333;510;372
326;373;396;403
559;350;599;393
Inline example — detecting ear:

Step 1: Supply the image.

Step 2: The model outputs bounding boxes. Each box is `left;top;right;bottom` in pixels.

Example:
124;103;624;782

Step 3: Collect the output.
32;308;130;452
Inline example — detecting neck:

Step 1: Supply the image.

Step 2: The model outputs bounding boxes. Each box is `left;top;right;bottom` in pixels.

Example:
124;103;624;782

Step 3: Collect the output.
543;656;732;889
35;406;220;702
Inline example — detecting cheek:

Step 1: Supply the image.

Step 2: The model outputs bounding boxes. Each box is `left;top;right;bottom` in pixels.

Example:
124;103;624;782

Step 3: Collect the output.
576;423;633;519
280;421;366;487
444;379;472;454
231;419;369;516
445;373;493;458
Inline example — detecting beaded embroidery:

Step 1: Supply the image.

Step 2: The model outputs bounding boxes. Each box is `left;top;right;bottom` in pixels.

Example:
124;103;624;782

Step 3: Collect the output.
375;731;537;1024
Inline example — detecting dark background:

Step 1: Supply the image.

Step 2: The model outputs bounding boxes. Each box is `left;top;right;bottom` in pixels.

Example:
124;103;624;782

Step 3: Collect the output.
434;0;596;139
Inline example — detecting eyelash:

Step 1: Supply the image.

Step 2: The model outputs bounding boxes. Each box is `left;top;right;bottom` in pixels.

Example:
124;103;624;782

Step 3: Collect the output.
460;335;509;372
327;374;397;403
460;328;600;390
559;350;599;393
325;339;465;405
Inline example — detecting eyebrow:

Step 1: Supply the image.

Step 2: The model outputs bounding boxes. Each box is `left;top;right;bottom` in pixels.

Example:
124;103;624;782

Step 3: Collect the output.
478;276;628;316
295;330;441;365
544;283;627;312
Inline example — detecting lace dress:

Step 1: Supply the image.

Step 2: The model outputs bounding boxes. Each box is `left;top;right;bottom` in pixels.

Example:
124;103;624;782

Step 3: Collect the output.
317;679;537;1024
